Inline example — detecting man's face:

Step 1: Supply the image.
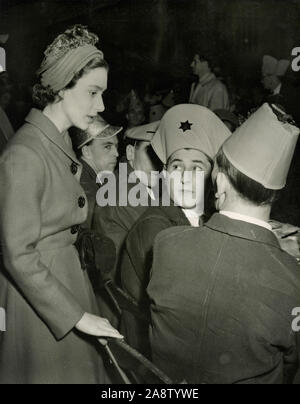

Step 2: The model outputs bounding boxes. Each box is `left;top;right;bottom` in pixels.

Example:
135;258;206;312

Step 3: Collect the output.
166;148;211;209
127;141;163;186
190;54;209;78
85;136;119;173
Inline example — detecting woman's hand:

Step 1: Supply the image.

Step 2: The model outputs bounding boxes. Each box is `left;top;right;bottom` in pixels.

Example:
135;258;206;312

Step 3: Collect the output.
75;312;123;339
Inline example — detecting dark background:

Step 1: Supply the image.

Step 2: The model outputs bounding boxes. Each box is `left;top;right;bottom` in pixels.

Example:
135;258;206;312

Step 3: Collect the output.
1;0;300;116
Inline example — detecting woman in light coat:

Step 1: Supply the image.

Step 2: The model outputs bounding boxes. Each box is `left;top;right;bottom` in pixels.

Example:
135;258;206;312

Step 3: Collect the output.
0;25;122;384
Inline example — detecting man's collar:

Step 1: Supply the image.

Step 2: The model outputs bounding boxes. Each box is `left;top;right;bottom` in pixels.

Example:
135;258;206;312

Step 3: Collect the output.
199;72;216;86
220;210;272;231
80;157;98;179
205;213;281;250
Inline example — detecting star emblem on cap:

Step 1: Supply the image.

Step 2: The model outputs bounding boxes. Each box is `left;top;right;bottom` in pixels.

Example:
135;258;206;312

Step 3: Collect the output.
179;120;193;132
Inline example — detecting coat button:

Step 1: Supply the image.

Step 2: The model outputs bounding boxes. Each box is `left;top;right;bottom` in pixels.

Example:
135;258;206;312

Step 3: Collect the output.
71;225;80;235
78;196;86;208
71;162;78;175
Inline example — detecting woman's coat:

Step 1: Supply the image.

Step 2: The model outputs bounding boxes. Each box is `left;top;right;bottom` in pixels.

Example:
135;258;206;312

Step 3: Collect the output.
0;109;107;384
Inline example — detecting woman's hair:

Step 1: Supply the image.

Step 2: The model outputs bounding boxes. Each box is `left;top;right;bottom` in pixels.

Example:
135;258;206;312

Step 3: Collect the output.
216;147;279;206
32;25;108;109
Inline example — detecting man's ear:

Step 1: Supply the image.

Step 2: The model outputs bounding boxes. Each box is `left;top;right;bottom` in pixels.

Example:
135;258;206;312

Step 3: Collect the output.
81;145;91;160
216;171;229;195
126;144;135;164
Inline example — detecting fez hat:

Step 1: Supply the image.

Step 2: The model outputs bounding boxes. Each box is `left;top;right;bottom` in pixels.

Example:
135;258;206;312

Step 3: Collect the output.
222;103;299;190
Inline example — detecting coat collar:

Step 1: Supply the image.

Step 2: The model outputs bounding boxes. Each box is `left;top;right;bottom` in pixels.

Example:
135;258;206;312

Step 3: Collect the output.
25;108;80;164
145;205;191;227
199;72;216;86
205;213;281;250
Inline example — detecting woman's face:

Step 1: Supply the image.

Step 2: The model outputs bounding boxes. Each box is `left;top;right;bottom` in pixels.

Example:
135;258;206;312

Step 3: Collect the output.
166;148;212;209
61;67;108;130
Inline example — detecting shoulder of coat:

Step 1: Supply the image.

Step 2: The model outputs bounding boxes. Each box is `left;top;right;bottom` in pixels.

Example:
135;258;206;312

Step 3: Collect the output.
153;225;197;250
12;123;45;151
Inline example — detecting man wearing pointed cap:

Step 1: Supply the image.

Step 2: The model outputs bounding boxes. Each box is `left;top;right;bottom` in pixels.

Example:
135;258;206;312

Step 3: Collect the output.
120;104;231;356
147;103;300;384
72;115;122;228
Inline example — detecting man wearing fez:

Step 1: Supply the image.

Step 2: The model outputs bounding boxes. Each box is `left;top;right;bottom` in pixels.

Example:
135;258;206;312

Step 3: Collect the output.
148;103;300;384
72;115;122;228
189;53;230;111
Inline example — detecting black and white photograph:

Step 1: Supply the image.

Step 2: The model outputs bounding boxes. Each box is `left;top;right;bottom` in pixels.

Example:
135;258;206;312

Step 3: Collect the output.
0;0;300;387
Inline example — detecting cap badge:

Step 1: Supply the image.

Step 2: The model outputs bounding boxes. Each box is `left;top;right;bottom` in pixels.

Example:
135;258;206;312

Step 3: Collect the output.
179;120;193;132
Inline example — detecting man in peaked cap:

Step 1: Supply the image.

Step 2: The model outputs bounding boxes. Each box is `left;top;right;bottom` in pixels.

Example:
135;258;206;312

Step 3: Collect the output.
147;103;300;384
72;115;122;228
92;120;163;254
91;121;162;326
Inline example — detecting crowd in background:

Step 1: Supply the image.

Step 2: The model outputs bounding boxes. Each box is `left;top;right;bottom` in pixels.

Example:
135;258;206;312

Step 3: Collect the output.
0;23;300;385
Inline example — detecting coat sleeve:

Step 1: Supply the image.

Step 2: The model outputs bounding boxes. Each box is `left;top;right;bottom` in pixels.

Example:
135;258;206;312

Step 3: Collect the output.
121;216;171;304
0;144;85;340
92;204;134;284
283;324;300;383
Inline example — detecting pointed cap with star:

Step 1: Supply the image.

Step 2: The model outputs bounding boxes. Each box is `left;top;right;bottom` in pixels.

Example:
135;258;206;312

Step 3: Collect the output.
222;103;299;190
151;104;231;164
